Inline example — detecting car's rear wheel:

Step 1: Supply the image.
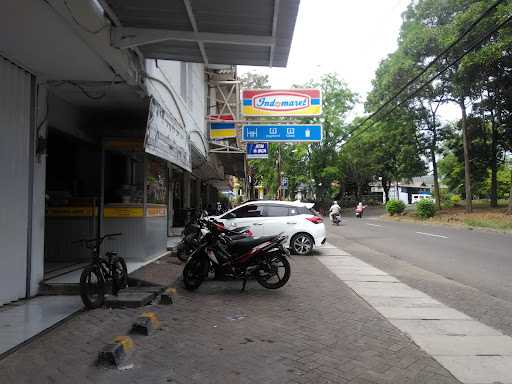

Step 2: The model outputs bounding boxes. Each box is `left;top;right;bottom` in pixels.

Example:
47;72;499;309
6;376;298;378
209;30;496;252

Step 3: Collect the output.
290;233;314;255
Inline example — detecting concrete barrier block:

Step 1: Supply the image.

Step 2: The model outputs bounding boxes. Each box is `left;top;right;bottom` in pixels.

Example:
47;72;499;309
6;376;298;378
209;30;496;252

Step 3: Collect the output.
131;311;161;335
98;336;134;366
160;287;176;305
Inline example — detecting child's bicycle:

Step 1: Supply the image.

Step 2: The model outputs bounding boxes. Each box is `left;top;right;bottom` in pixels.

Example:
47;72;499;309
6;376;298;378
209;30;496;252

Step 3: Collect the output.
74;233;128;309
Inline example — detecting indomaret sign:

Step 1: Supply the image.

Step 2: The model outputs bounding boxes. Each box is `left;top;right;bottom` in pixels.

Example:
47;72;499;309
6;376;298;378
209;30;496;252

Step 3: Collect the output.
242;89;322;117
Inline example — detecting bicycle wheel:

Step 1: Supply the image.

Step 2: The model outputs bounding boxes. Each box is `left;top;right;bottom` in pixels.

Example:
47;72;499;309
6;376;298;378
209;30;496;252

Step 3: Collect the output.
80;265;105;309
112;257;128;295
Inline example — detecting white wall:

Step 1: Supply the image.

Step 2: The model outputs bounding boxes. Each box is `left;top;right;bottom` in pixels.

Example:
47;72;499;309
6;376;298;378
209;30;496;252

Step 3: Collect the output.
389;188;410;205
47;93;95;142
144;59;208;160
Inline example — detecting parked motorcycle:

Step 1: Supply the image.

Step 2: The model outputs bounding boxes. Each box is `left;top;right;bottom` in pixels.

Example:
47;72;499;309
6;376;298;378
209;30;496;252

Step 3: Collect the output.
176;212;252;262
182;220;291;291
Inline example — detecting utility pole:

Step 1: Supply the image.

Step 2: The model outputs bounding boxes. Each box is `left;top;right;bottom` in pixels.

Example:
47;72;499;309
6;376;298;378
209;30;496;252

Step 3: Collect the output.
460;98;473;213
276;143;283;200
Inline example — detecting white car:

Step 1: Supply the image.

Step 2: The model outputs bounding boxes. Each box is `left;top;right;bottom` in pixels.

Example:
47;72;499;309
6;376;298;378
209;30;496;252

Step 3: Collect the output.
212;200;326;255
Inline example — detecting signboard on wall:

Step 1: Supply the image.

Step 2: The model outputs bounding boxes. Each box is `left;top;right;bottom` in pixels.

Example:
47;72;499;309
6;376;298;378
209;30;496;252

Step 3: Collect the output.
209;114;236;139
247;142;269;159
242;124;322;142
242;89;322;117
144;97;192;172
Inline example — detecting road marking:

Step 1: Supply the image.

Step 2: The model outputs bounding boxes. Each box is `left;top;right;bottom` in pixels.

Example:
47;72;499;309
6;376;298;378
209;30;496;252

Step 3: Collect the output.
366;223;383;228
416;231;448;239
318;251;512;384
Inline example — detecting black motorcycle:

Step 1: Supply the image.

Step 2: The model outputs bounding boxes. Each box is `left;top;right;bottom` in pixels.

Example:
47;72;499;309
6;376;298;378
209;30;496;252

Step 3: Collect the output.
176;214;252;262
183;220;291;291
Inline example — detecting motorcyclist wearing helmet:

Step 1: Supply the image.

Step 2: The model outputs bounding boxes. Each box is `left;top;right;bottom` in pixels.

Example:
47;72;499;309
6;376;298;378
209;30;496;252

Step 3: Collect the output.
329;200;341;224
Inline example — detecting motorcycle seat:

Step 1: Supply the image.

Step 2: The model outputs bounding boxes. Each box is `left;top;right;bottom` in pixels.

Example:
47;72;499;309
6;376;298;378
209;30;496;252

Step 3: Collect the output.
228;236;276;253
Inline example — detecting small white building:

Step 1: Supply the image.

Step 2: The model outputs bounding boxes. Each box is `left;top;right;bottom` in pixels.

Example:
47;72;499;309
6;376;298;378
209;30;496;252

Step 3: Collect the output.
371;176;435;205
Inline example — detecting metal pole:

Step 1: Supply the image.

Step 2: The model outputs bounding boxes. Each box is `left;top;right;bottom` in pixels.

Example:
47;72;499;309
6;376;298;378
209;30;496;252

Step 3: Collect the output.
97;142;105;244
277;144;282;200
25;75;36;299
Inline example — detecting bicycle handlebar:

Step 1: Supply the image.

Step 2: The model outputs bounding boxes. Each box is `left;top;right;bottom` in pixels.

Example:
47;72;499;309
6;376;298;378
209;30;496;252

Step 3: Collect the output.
105;233;122;238
72;233;123;247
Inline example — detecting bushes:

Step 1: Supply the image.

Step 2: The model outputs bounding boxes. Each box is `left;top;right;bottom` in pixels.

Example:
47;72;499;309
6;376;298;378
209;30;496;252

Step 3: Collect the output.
450;194;461;205
442;198;454;208
416;198;436;219
386;199;406;216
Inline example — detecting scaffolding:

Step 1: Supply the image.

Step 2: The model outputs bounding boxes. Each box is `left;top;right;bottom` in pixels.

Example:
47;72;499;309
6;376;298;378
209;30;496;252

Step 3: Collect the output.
207;66;248;200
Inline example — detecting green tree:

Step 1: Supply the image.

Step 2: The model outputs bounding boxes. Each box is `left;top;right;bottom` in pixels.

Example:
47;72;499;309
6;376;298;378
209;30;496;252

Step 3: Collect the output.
367;0;512;213
239;72;271;89
298;73;358;206
439;117;493;197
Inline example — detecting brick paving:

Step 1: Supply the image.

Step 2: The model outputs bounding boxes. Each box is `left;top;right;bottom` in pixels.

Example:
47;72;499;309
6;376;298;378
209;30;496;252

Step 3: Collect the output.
0;253;460;384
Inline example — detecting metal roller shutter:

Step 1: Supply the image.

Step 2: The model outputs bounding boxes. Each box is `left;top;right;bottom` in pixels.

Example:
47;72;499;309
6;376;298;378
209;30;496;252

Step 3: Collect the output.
0;56;33;305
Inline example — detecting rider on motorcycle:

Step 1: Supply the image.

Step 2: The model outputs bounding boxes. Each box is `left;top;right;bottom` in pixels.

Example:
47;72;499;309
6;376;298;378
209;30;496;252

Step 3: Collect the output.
329;201;341;224
355;202;367;218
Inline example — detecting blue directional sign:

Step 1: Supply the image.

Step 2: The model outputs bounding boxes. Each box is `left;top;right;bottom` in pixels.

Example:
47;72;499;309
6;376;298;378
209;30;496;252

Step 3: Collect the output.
247;143;269;159
242;124;322;142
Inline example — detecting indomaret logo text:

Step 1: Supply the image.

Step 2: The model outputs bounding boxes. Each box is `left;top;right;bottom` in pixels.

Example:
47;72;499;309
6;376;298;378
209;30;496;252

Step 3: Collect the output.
253;92;310;112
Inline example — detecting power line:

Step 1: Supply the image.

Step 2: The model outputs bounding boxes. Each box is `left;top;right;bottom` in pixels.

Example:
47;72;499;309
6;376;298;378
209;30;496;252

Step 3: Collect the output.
342;0;506;143
343;11;512;147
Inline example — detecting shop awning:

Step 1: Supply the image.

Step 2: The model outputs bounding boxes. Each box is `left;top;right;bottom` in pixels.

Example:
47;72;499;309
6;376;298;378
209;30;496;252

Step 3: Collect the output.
209;142;246;178
105;0;300;67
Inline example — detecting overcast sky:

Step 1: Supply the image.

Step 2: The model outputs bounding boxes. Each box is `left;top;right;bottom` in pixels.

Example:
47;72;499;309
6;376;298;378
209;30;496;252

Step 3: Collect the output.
239;0;459;121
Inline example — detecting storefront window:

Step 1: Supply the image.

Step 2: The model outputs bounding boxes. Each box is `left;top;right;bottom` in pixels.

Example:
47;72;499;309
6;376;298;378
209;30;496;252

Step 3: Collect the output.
104;151;144;204
146;156;168;204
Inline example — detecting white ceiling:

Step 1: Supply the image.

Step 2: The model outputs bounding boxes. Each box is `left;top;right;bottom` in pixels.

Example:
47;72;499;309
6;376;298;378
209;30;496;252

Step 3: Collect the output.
1;0;114;81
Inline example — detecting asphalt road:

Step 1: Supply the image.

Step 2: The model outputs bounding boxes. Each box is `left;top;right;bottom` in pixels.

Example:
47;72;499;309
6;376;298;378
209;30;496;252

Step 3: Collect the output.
326;208;512;304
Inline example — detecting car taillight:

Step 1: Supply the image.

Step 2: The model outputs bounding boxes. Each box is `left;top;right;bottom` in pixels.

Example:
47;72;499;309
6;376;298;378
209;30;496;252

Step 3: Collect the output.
306;216;323;224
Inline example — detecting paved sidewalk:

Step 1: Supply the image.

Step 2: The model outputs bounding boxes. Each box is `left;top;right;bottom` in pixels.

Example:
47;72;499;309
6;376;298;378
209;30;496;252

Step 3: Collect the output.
0;251;459;384
318;250;512;384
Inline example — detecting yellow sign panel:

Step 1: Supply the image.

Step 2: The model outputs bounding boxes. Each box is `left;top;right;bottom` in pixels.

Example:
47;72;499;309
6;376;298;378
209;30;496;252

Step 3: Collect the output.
209;115;237;139
104;138;144;152
210;128;237;139
103;207;144;218
46;207;96;217
146;207;167;217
